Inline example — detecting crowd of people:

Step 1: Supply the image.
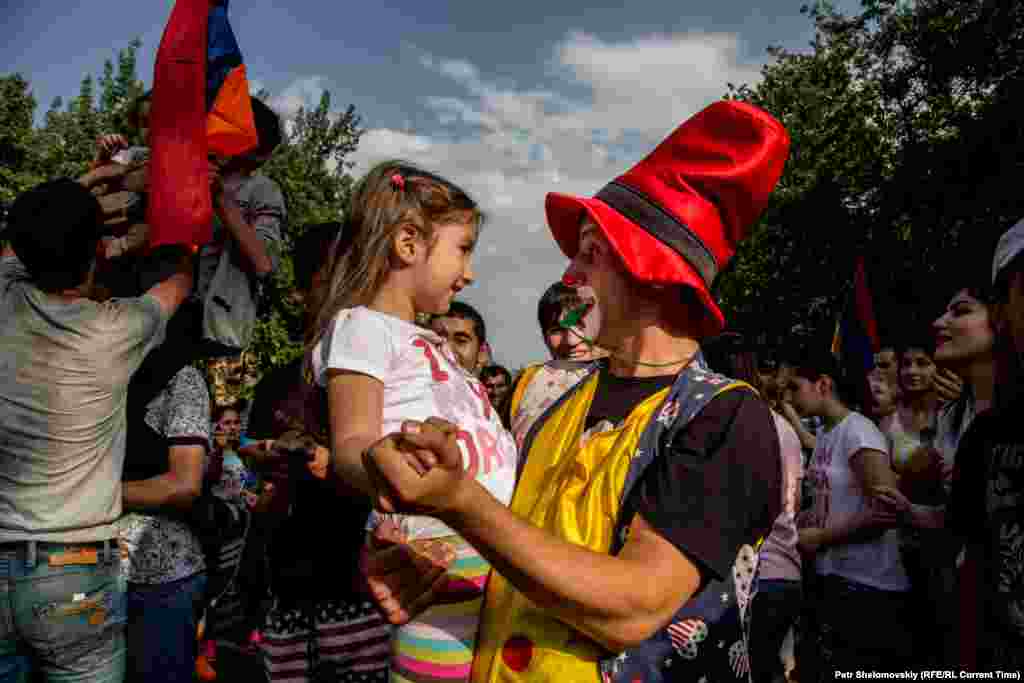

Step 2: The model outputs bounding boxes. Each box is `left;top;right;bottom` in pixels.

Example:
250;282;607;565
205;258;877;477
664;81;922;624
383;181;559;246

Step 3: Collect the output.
1;90;1022;683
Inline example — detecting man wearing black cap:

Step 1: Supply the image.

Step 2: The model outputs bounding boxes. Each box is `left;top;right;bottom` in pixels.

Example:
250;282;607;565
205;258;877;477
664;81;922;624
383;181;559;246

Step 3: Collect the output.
0;173;193;680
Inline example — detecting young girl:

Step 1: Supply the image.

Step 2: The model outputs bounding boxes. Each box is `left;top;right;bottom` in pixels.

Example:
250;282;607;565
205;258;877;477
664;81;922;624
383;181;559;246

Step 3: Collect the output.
786;352;911;675
208;404;253;501
197;402;269;680
307;161;518;683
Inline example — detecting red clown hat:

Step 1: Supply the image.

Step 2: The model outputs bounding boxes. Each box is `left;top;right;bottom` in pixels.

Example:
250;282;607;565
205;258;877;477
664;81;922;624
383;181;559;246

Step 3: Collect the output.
546;100;790;336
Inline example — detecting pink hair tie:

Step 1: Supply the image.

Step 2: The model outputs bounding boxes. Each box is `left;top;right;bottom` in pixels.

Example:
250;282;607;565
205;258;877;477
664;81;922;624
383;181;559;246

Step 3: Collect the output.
391;173;405;190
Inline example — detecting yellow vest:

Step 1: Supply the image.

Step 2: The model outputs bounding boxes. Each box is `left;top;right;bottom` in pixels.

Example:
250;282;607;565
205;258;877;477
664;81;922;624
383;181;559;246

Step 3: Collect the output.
471;373;671;683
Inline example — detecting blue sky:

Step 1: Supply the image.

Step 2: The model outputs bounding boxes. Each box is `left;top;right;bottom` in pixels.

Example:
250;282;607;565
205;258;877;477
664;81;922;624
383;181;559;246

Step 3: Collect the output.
3;0;857;369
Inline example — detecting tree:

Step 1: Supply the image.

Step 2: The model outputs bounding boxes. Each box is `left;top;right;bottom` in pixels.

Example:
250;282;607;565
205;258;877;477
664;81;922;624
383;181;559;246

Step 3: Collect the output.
99;38;145;135
0;75;44;204
718;0;1024;351
719;10;893;348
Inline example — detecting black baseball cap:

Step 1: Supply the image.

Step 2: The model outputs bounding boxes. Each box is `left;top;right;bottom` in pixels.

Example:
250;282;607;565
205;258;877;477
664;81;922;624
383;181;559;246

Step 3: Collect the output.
7;179;103;291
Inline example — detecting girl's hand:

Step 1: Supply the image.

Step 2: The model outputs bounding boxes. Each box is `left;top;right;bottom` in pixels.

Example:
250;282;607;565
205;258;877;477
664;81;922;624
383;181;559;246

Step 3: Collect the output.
933;368;963;404
854;502;901;531
363;418;470;516
899;446;945;503
797;527;827;556
307;444;330;480
361;519;454;625
873;485;912;523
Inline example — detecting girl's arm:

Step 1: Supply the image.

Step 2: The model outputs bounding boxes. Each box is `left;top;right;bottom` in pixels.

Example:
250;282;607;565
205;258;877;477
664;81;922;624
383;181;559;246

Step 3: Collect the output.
326;369;385;497
873;485;947;530
799;448;900;553
239;438;278;468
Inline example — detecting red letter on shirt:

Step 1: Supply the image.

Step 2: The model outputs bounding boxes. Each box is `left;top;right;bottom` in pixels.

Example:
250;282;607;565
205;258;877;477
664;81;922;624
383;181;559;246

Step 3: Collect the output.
468;381;492;420
456;430;480;478
475;426;501;475
413;338;449;382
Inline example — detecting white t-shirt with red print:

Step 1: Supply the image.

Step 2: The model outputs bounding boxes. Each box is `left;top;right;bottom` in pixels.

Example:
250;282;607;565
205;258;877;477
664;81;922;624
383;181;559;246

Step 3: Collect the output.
312;306;518;540
805;411;910;592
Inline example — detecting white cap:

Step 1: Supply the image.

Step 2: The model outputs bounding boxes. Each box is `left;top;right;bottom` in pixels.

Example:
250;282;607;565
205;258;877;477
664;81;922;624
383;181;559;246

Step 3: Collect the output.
992;216;1024;285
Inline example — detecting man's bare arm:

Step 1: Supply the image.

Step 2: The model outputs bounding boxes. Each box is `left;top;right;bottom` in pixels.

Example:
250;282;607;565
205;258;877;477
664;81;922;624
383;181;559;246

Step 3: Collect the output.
144;246;194;318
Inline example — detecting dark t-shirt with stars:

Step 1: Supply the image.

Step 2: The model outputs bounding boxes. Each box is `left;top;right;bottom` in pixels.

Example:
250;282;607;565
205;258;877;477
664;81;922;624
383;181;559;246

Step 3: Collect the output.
585;365;779;583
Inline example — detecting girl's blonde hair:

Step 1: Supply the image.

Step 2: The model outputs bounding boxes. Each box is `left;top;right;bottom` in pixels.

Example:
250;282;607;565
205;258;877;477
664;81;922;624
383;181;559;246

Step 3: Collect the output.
305;160;483;366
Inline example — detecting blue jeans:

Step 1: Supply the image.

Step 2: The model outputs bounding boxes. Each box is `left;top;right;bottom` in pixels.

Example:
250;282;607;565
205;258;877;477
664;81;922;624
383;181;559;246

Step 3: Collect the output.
0;540;126;683
125;573;206;683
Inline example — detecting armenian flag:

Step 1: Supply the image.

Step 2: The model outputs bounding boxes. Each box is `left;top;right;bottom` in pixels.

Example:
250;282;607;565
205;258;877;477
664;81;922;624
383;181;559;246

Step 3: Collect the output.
831;255;881;387
147;0;258;250
206;1;259;158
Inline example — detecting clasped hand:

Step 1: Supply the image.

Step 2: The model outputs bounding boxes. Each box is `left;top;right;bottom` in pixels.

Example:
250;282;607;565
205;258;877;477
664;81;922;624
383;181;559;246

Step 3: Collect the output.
363;417;470;517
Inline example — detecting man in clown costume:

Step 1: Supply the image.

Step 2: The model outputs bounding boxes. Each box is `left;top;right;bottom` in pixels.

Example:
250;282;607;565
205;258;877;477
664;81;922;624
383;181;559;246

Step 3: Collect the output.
363;99;790;683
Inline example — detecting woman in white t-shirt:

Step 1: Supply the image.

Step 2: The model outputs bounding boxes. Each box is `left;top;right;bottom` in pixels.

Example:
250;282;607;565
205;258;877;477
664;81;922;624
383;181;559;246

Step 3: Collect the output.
305;161;518;683
784;351;913;675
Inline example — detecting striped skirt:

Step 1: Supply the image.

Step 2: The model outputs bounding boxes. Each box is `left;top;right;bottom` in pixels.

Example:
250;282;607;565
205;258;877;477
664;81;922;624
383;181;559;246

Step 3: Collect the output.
390;536;490;683
261;597;391;683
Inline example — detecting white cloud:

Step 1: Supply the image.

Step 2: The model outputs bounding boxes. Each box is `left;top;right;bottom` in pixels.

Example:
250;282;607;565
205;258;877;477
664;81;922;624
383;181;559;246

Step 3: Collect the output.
269;75;328;116
345;30;764;369
554;31;762;143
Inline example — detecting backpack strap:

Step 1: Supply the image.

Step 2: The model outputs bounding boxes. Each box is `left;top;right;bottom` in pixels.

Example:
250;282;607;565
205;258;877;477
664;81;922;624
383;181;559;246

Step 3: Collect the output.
612;355;755;553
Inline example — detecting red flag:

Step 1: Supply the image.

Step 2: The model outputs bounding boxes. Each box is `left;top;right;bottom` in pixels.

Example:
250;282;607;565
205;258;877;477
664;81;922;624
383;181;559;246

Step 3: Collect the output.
852;256;880;351
146;0;212;249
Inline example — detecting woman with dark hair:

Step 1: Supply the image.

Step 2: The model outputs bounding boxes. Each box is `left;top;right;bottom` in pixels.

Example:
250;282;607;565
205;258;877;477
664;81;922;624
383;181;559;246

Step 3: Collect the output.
879;273;999;521
871;261;1001;668
943;219;1024;669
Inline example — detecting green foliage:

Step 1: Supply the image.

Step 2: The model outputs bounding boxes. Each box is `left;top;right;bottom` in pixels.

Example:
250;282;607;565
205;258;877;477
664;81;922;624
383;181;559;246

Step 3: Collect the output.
2;40;147;196
718;0;1024;350
0;74;44;204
